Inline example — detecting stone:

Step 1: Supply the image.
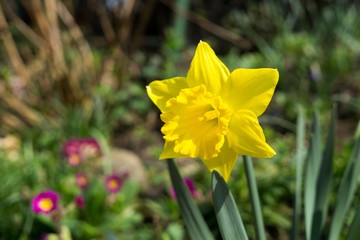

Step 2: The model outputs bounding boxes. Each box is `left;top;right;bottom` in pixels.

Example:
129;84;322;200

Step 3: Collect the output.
108;148;148;189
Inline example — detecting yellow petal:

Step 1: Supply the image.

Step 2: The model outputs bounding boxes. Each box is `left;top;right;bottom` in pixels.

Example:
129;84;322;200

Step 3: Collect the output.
187;41;230;94
202;140;237;182
146;77;188;112
221;68;279;116
227;110;276;158
160;140;187;159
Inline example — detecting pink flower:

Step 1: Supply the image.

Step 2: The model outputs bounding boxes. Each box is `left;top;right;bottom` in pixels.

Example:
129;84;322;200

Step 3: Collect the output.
75;195;85;209
31;190;59;215
105;173;127;193
170;177;197;200
62;138;101;166
62;140;83;166
79;138;102;159
75;173;89;189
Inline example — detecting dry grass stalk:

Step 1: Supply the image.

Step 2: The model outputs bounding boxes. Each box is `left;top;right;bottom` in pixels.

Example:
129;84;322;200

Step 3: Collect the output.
94;0;117;43
45;0;66;78
116;0;137;45
21;0;67;81
0;5;29;83
0;0;144;132
0;84;40;127
0;113;26;132
0;0;99;130
57;0;94;75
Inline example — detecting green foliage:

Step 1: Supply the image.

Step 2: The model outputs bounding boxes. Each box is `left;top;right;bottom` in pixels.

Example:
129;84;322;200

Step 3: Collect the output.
167;159;214;240
329;122;360;240
292;109;360;240
304;110;336;239
220;1;360;118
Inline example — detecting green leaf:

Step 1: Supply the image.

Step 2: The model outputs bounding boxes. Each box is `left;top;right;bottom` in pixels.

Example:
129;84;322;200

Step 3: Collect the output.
304;111;322;240
290;105;306;240
211;170;248;240
84;180;107;224
167;159;214;240
311;107;336;239
330;121;360;240
346;201;360;240
243;156;266;240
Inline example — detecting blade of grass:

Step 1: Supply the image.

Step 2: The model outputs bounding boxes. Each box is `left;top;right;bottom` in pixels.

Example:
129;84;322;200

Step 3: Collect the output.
174;0;189;43
329;121;360;240
243;156;266;240
346;200;360;240
311;107;336;239
211;170;248;240
304;111;322;240
290;105;306;240
167;159;214;240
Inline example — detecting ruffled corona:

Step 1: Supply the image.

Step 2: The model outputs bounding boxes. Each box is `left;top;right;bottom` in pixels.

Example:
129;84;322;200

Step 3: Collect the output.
161;85;232;160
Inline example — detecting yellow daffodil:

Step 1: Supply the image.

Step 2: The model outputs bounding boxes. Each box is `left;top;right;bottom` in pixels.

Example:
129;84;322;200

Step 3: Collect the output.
147;41;279;181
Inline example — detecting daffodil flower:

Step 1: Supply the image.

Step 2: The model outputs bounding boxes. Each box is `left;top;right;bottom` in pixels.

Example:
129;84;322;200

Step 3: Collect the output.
147;41;279;181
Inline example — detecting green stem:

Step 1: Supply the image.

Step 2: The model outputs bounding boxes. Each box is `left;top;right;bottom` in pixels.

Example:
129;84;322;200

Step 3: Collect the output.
243;155;266;240
174;0;190;41
19;208;34;239
291;105;306;240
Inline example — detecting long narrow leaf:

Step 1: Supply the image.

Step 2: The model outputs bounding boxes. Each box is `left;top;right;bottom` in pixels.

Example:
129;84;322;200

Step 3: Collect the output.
290;105;306;240
243;156;266;240
330;121;360;240
211;170;248;240
167;159;214;240
304;111;322;240
346;200;360;240
311;107;336;239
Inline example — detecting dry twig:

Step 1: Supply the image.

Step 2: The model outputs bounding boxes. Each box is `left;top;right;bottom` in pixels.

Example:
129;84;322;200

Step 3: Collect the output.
0;5;29;82
160;0;252;49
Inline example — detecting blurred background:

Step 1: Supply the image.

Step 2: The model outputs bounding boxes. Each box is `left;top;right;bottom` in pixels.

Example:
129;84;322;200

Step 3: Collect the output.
0;0;359;239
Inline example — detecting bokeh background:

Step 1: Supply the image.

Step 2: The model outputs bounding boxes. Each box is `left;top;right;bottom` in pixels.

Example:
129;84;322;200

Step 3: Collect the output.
0;0;359;239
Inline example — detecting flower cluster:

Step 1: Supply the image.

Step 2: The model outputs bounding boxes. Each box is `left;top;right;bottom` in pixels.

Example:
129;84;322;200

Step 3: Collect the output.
62;138;101;166
30;137;130;239
62;137;130;210
147;41;279;181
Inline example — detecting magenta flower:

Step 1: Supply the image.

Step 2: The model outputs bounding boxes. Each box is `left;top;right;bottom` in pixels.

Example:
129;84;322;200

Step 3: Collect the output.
76;173;89;189
62;139;81;156
62;138;101;166
32;190;59;215
170;177;197;200
105;174;127;193
75;195;85;209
